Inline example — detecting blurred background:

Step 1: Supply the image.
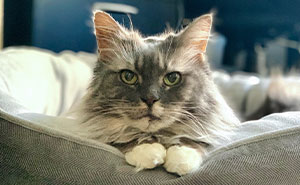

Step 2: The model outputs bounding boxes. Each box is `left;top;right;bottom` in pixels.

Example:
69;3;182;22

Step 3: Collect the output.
2;0;300;74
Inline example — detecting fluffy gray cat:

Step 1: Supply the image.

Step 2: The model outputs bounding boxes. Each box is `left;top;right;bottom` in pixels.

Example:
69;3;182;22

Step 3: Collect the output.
72;11;240;176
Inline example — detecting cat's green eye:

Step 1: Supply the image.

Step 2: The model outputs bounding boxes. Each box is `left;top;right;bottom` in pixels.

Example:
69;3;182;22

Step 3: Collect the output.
163;72;181;86
120;70;138;85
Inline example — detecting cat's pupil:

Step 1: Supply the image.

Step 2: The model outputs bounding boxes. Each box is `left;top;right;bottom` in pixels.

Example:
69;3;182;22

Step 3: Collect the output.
168;73;178;83
125;71;134;81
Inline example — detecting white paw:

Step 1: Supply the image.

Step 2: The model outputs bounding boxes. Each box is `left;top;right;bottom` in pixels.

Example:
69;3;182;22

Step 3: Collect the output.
125;143;166;171
164;145;203;176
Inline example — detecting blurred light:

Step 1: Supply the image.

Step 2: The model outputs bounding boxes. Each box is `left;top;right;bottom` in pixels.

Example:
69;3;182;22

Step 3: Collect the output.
92;2;139;14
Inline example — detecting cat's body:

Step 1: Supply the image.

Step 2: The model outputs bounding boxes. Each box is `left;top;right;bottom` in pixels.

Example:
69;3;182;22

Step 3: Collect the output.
71;11;239;175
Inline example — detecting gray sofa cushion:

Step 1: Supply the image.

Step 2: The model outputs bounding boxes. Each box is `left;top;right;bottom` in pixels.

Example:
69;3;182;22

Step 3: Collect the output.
1;47;300;184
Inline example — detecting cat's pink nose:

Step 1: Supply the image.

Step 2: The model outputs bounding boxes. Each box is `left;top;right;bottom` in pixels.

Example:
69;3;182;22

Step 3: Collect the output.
140;97;159;107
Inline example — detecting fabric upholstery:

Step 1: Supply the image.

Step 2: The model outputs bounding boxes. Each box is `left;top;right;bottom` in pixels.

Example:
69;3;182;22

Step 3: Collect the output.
1;47;300;184
0;47;95;116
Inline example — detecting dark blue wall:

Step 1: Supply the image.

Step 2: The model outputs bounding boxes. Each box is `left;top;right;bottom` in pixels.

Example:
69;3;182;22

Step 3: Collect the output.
184;0;300;71
32;0;183;53
4;0;33;47
4;0;300;71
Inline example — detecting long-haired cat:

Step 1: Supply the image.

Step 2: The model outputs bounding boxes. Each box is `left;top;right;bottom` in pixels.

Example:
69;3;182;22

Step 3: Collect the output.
72;11;240;176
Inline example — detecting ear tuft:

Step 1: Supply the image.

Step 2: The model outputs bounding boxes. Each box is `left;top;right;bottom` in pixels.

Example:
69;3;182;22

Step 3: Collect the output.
94;11;124;61
179;14;213;53
94;11;120;32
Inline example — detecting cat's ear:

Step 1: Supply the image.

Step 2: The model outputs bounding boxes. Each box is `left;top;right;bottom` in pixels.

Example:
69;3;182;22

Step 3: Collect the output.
94;11;125;61
178;14;212;53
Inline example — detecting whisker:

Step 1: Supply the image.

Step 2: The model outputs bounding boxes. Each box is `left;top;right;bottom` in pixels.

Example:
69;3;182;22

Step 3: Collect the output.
167;115;206;137
166;109;209;136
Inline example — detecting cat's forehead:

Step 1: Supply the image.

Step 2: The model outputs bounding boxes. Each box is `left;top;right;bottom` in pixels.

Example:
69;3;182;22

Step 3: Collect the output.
135;36;176;73
135;46;165;74
143;34;176;49
106;33;195;74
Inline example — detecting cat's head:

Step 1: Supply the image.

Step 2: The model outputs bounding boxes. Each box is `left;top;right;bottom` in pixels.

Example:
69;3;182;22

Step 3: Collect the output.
81;11;238;144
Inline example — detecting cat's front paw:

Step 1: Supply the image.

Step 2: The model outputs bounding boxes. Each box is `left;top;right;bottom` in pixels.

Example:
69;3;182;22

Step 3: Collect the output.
125;143;166;171
164;145;203;176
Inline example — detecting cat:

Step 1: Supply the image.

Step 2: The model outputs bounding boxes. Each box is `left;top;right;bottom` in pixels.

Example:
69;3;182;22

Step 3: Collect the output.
71;11;240;176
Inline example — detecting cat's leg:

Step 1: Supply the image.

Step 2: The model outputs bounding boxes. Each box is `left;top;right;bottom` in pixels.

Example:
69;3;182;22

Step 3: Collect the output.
125;143;166;171
164;145;205;176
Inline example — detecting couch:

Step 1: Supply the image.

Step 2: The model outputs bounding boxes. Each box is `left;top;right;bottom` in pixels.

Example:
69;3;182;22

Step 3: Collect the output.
1;47;300;184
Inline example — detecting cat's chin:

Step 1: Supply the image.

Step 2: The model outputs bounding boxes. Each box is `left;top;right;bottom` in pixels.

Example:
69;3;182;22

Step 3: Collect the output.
132;117;168;133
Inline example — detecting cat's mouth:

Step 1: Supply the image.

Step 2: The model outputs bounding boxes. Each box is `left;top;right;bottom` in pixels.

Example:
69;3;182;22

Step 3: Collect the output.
138;113;161;121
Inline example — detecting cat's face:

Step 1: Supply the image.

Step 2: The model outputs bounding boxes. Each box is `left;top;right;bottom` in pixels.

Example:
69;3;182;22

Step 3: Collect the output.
87;12;213;134
82;11;238;145
91;40;212;133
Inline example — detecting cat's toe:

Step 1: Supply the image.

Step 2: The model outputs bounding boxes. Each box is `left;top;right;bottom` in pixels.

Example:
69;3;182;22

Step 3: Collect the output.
164;145;203;176
125;143;166;170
